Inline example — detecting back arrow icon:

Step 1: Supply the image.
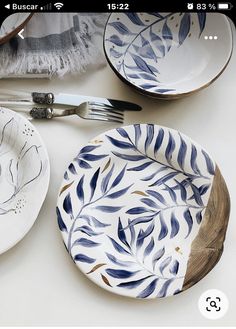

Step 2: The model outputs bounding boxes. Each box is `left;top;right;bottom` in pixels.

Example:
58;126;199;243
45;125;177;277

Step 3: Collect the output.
18;29;24;39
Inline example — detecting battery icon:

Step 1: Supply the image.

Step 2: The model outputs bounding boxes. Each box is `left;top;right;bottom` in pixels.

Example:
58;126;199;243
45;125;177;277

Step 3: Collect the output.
217;2;233;9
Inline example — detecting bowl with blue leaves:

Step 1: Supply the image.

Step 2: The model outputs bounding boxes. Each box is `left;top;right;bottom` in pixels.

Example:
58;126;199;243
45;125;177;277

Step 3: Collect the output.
104;13;233;99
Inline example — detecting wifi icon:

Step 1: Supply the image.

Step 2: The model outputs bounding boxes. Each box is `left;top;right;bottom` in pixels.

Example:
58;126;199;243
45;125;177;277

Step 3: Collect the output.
54;2;64;10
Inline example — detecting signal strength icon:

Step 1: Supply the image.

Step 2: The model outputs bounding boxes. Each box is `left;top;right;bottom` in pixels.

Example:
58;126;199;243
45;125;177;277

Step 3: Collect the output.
40;3;52;10
54;2;64;10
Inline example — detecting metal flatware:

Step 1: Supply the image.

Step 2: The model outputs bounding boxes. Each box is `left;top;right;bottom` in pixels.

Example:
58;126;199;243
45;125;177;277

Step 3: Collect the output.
29;102;124;124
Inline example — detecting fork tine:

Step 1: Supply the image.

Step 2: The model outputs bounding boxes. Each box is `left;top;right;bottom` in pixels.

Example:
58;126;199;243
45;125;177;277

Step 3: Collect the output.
89;107;123;117
88;111;123;123
87;115;123;124
90;109;124;120
88;104;124;115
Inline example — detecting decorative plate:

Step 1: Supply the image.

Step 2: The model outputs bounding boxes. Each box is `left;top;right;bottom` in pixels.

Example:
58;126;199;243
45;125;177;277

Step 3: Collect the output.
104;13;233;98
0;107;50;254
0;13;33;45
57;124;230;298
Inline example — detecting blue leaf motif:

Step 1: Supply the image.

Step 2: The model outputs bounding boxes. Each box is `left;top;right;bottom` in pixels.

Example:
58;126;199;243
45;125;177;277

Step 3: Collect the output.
174;179;187;202
101;164;114;193
184;209;193;238
199;184;210;196
125;13;145;26
163;184;177;203
197;13;206;36
126;207;151;215
90;168;100;200
56;207;67;232
111;164;127;188
141;197;159;209
80;145;99;154
77;159;91;169
177;135;187;170
106;269;139;279
68;163;77;174
72;238;100;248
191;145;201;175
80;215;110;228
144;237;155;257
64;171;69;180
149;172;178;187
112;152;145;162
134;124;141;146
63;193;73;215
106;135;134;149
95;206;123;213
154;128;164;155
118;218;129;246
74;254;96;263
80;154;108;161
107;34;128;47
106;253;134;267
158;213;168;240
165;132;176;164
150;27;165;56
125;214;156;228
202;150;215;175
196;210;203;224
130;53;157;75
146;190;167;205
189;182;204;206
145;124;155;152
162;21;172;51
116;127;129;138
110;48;122;58
170;212;180;238
127;161;153;172
169;260;179;275
137;278;158;298
136;223;155;249
76;175;84;203
179;13;191;45
106;184;132;199
74;225;102;237
152;247;165;270
159;256;172;275
129;218;135;246
109;21;132;35
117;276;152;289
157;278;173;298
108;236;130;254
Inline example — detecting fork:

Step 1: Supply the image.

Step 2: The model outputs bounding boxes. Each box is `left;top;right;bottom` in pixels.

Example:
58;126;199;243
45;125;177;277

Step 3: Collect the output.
29;102;124;124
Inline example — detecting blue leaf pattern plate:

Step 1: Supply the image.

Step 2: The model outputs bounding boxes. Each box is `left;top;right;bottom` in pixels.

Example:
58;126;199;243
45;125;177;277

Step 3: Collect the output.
104;13;233;98
0;107;50;253
56;124;220;298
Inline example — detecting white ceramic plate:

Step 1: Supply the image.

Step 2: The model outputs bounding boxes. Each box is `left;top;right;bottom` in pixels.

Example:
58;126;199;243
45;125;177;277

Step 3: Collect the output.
0;13;32;44
56;124;221;299
104;13;233;98
0;107;50;253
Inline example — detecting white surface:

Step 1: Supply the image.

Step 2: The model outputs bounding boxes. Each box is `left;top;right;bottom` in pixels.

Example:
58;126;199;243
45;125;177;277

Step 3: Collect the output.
0;24;235;327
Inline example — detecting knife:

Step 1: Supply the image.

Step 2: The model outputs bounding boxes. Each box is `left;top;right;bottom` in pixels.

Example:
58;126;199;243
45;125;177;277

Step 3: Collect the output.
31;92;142;111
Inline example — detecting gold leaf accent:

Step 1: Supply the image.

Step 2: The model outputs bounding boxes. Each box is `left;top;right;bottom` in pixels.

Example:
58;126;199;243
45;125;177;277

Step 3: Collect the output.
131;190;148;196
175;247;182;254
101;274;112;287
102;158;111;173
59;181;74;196
86;263;106;275
90;139;103;144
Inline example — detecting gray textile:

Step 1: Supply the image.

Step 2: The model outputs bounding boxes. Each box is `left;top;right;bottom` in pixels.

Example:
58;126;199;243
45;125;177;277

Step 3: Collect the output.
0;13;109;78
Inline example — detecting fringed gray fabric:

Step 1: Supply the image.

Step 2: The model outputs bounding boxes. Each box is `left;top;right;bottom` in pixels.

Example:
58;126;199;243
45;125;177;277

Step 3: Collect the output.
0;13;109;78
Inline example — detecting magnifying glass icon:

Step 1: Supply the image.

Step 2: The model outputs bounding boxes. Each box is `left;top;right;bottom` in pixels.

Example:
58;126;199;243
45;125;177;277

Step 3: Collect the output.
210;300;217;308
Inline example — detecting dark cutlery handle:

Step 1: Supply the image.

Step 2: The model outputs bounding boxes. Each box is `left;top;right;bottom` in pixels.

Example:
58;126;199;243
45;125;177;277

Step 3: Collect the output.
30;108;53;119
32;92;54;104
